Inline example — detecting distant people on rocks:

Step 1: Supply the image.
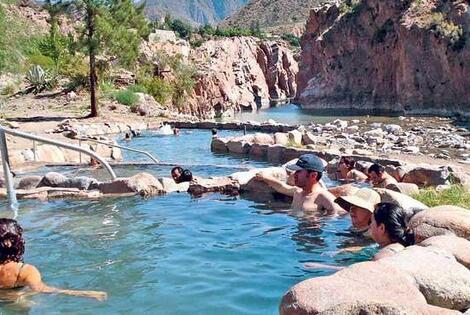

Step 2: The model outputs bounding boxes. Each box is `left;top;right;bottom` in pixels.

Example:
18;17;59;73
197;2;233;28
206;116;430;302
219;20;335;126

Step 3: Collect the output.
0;219;107;301
171;167;193;184
89;157;100;167
131;129;141;137
337;157;368;182
367;163;398;188
173;128;180;136
370;202;417;260
255;154;345;214
335;188;381;237
124;132;132;141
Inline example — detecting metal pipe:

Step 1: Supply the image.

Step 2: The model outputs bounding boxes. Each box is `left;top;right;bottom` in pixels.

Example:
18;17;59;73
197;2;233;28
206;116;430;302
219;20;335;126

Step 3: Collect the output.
32;140;37;162
0;130;18;217
79;137;159;164
0;126;117;180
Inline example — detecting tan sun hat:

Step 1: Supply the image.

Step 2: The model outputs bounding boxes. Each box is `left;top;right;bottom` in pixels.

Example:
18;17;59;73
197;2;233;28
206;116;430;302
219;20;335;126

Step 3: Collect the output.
335;188;381;213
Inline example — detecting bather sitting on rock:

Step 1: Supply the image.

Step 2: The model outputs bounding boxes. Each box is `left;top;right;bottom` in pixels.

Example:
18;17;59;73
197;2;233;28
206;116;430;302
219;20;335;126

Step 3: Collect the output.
335;188;381;237
0;219;106;301
367;163;398;188
255;154;345;214
337;157;368;182
369;202;416;260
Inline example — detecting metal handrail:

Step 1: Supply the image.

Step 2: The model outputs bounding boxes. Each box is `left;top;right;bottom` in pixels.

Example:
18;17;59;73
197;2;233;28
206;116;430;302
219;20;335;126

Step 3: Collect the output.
78;137;159;164
0;126;117;216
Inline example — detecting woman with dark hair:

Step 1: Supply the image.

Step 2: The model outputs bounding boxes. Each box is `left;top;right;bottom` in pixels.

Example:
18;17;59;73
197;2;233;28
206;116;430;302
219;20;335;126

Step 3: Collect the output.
171;166;184;183
179;170;193;183
0;219;106;301
369;202;416;260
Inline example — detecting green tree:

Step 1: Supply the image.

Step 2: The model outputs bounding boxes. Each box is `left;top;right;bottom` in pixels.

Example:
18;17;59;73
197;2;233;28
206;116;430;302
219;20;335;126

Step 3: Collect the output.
53;0;148;117
0;5;6;72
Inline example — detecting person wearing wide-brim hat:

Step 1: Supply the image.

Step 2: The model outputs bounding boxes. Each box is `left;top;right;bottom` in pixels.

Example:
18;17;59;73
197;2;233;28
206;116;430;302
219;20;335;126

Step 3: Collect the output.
255;154;344;214
335;188;381;236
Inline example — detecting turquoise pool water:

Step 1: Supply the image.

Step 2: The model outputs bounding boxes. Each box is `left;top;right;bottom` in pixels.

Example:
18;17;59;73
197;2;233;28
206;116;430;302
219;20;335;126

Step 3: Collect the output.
1;129;374;314
234;104;408;125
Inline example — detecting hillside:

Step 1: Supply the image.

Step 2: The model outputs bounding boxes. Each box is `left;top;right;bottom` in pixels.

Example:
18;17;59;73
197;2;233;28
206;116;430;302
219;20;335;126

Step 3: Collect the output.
143;0;249;25
220;0;331;35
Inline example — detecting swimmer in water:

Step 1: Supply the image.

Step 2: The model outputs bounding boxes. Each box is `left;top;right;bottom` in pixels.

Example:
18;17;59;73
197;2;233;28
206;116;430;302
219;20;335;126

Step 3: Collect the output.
0;219;107;301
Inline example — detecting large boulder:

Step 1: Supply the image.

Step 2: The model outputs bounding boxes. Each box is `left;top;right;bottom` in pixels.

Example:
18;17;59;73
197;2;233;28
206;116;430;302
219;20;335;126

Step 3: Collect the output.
252;133;274;145
386;182;420;196
328;184;359;198
37;172;68;188
96;172;164;196
402;166;451;187
380;245;470;310
17;176;42;190
274;132;289;146
158;177;189;193
418;235;470;269
408;205;470;242
226;138;252;154
267;145;285;163
211;137;229;153
62;177;97;190
249;143;269;158
188;177;240;196
280;261;455;315
375;188;428;211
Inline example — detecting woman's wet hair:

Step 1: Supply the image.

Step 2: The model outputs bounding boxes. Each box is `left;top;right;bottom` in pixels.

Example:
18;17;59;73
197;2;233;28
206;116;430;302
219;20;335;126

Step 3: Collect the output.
180;169;193;182
0;219;25;264
373;203;416;246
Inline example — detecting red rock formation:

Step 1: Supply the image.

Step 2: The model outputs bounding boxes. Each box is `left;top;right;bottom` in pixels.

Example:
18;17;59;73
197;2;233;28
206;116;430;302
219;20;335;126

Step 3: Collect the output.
297;0;470;117
186;37;298;118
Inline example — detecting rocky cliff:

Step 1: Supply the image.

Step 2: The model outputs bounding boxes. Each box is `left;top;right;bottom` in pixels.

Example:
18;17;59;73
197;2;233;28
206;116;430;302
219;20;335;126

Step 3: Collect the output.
297;0;470;117
186;37;298;118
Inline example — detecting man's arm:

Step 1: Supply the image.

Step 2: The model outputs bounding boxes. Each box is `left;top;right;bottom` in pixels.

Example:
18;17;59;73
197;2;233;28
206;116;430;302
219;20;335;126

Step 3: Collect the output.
317;191;348;215
255;173;298;197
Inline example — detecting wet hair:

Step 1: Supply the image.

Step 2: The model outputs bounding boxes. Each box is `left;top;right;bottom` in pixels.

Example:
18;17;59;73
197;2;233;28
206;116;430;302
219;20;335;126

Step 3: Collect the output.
211;128;217;136
0;219;25;264
171;166;183;175
179;169;193;182
373;203;415;246
340;157;356;170
368;163;384;175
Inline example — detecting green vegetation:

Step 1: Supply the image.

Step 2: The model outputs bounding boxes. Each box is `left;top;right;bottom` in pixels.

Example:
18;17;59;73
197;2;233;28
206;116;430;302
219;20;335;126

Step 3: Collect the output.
1;82;17;96
113;89;139;106
339;0;362;16
413;185;470;209
26;65;57;94
281;33;300;47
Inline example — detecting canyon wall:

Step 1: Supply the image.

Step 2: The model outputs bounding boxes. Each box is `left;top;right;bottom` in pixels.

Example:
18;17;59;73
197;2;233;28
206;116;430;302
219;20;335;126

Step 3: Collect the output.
187;37;298;118
297;0;470;117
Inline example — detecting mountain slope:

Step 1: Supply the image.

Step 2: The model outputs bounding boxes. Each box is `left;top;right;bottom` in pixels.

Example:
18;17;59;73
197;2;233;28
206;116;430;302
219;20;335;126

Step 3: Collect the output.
144;0;249;25
220;0;331;34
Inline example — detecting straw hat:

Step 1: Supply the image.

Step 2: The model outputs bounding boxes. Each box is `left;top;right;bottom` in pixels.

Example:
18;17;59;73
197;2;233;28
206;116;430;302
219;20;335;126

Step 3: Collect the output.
335;188;381;213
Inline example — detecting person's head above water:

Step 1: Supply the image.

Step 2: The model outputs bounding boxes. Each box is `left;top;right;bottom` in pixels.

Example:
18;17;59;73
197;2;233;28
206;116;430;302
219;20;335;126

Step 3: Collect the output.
0;219;25;264
286;154;325;188
335;188;381;230
171;166;184;183
368;163;385;181
369;202;415;247
179;169;193;182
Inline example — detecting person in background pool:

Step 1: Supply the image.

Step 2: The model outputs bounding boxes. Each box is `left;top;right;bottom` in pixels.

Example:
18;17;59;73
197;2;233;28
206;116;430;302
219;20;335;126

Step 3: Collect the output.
337;157;368;182
0;219;107;301
211;128;218;138
173;128;180;136
124;132;132;141
171;166;184;183
255;154;344;214
179;170;193;183
367;163;398;188
369;202;417;260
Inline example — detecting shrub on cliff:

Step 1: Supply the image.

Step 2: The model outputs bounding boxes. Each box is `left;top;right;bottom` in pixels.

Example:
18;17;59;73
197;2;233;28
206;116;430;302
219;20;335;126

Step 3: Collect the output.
113;89;138;106
413;185;470;209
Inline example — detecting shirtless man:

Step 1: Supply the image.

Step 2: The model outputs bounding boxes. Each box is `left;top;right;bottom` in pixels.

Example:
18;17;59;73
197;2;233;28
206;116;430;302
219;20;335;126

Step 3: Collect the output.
367;163;398;188
255;154;345;214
